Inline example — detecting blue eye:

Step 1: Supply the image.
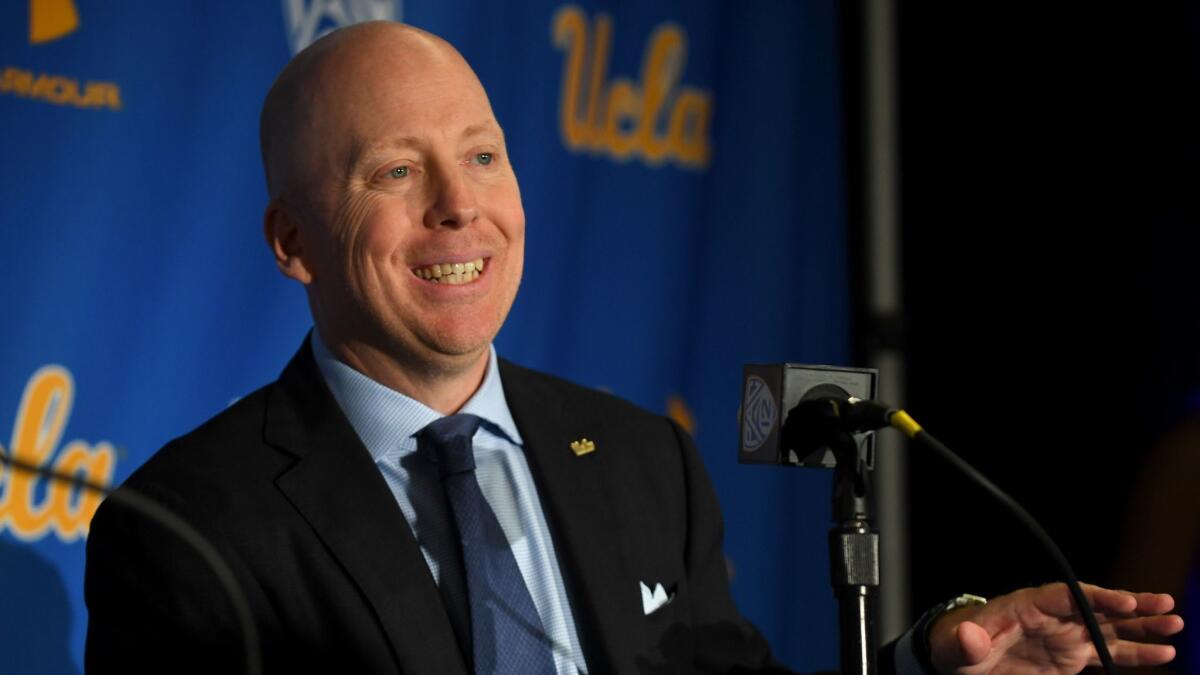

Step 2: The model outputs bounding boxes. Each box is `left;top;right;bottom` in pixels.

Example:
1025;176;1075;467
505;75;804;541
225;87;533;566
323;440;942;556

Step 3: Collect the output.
475;153;493;165
389;166;410;179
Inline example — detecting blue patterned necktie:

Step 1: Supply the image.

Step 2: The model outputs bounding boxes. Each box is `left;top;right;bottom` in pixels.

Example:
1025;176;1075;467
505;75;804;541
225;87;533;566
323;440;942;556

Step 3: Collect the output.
418;414;557;675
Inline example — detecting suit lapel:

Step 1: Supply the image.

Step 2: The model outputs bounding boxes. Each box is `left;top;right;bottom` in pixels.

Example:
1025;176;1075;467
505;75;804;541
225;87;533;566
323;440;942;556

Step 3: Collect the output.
500;361;643;673
265;342;468;675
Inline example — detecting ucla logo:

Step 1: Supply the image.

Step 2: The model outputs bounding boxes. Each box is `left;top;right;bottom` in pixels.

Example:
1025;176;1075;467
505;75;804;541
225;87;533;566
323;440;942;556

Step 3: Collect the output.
283;0;403;54
552;6;713;170
0;366;117;542
741;376;775;452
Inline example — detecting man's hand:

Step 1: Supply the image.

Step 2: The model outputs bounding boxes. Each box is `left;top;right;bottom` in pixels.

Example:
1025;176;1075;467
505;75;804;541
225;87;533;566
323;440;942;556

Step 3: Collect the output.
928;583;1183;674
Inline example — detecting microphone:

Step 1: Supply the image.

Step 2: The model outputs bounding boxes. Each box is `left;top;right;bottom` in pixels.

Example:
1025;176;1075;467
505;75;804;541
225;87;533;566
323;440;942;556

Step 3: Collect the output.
783;394;897;457
739;364;880;468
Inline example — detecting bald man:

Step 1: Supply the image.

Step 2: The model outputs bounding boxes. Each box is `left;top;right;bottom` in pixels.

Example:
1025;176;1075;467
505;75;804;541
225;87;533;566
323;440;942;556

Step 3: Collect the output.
84;22;1182;675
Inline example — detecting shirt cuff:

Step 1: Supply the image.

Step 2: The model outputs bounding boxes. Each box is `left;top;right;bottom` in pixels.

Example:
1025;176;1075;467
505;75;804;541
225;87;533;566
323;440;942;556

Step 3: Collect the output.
893;625;932;675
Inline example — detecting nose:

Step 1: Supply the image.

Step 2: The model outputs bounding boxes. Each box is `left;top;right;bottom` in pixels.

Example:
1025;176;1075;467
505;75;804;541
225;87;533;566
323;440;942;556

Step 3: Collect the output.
423;162;478;229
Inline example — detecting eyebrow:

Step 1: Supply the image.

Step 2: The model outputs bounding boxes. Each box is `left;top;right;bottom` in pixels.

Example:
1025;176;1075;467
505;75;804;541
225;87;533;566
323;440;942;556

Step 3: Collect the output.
349;120;504;174
460;121;501;140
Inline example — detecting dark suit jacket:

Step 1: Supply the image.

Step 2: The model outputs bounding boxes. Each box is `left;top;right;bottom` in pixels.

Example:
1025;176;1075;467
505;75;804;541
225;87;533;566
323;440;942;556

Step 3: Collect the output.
84;341;789;673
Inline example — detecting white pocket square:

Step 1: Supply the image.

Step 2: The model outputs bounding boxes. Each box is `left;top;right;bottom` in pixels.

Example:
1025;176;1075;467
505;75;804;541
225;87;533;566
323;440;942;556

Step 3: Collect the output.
640;581;674;615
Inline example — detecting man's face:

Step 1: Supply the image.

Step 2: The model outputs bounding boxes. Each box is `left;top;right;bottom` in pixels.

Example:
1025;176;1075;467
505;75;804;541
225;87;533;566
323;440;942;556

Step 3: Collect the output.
286;38;524;375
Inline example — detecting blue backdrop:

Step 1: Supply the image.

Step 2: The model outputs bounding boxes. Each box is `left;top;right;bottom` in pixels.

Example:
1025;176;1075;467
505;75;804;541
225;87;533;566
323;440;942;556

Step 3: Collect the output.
0;1;848;671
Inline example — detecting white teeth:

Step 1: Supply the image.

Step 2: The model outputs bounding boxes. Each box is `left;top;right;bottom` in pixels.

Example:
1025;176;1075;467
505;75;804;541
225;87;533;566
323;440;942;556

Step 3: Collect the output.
412;260;486;284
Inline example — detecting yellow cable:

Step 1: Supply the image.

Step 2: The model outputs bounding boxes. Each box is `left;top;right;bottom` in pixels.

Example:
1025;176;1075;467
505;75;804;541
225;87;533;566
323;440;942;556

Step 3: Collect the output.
890;410;923;438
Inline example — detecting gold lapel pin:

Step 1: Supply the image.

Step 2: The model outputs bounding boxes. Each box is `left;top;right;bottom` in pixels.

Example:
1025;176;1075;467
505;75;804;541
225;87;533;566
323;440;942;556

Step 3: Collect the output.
570;438;596;456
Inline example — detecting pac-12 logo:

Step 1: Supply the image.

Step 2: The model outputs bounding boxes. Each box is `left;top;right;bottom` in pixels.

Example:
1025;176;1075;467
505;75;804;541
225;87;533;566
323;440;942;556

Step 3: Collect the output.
283;0;403;55
741;376;776;452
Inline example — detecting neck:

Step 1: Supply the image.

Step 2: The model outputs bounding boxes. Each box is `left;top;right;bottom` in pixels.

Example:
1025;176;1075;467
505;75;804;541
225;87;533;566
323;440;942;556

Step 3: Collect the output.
323;335;490;415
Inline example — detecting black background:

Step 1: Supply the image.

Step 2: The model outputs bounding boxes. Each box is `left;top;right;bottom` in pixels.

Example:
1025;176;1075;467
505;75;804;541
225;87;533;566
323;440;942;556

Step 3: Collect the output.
844;0;1200;625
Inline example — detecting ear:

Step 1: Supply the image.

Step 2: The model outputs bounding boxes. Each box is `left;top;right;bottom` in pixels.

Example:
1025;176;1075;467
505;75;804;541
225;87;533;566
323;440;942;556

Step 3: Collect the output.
264;199;314;284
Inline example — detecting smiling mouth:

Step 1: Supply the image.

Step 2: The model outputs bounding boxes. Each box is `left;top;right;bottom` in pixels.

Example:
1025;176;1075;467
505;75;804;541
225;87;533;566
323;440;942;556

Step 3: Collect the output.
411;258;486;285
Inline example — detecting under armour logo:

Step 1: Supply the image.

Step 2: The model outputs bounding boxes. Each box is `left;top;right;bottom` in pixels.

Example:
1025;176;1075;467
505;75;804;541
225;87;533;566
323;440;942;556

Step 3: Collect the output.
29;0;79;45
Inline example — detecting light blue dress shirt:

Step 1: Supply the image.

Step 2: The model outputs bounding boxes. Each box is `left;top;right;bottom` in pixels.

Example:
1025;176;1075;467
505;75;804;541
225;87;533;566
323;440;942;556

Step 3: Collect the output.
311;333;587;674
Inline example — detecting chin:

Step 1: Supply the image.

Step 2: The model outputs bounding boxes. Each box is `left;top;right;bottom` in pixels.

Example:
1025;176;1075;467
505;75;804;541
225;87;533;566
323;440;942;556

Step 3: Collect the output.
414;310;506;355
407;331;493;369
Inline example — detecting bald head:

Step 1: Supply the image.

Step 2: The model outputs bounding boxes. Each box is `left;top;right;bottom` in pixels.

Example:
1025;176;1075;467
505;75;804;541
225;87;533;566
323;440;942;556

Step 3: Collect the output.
259;21;487;200
259;20;523;403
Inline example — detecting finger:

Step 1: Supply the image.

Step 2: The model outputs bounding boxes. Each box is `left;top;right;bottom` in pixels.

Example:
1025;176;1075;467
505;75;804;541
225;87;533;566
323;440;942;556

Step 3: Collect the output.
1079;585;1138;616
1130;592;1176;616
1040;583;1174;619
1032;583;1127;618
1097;590;1176;617
1111;614;1186;641
1090;641;1177;668
955;620;992;667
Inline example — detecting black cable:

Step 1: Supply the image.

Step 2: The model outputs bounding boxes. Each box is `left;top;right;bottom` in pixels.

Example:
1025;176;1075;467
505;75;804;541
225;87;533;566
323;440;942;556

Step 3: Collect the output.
0;450;262;675
903;425;1119;675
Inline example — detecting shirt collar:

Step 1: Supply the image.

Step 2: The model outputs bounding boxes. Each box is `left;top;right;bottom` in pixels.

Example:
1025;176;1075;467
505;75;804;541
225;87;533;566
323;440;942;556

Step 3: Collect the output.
310;330;523;463
458;345;523;446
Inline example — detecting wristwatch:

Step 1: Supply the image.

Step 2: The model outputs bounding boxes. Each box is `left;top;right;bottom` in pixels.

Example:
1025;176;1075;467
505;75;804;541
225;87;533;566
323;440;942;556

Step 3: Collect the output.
913;594;989;673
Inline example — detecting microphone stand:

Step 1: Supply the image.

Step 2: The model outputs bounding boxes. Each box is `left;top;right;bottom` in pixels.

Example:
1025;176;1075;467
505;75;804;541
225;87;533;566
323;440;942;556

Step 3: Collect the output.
828;430;878;675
